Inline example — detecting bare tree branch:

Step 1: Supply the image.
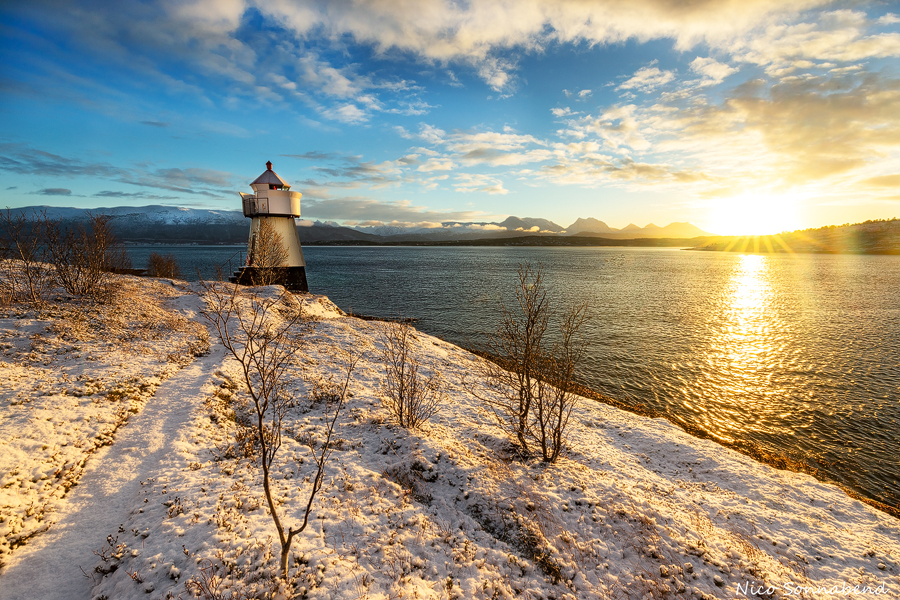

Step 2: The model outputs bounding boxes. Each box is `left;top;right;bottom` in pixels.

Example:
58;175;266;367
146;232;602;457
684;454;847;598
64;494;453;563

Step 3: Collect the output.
0;208;54;304
378;318;445;429
469;262;586;462
199;281;355;577
248;220;289;286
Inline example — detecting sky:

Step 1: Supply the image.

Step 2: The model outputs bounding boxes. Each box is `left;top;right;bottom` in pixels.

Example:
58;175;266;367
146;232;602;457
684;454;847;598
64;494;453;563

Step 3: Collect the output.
1;1;900;235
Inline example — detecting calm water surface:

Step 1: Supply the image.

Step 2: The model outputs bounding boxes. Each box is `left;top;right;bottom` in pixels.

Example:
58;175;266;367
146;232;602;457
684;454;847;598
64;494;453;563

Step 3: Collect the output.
127;245;900;510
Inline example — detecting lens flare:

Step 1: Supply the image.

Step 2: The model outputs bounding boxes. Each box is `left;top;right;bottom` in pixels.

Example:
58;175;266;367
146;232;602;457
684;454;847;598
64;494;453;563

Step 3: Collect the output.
708;192;804;236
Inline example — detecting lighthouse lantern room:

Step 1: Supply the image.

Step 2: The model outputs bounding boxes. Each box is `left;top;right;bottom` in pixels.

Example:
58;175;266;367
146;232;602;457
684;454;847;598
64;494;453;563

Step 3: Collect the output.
230;161;308;292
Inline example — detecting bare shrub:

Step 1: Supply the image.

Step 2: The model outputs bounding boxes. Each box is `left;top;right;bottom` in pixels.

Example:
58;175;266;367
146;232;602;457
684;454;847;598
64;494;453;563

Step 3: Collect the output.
0;242;14;307
89;214;131;273
184;560;250;600
147;252;182;279
201;282;357;577
0;208;55;303
45;213;131;300
473;262;586;463
378;319;445;429
248;219;288;286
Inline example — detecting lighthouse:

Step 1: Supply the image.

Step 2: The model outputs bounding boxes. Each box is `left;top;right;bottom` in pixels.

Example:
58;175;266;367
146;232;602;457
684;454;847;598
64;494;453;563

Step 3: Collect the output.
231;161;308;292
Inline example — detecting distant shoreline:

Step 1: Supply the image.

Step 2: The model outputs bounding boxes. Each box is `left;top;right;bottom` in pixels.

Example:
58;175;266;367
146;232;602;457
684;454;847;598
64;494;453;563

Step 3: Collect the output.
120;237;900;254
121;236;704;248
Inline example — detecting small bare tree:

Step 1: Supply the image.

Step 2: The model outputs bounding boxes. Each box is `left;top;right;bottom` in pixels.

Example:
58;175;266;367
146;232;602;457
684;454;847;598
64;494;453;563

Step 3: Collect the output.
147;252;182;279
249;220;289;286
529;303;586;462
0;208;54;303
474;263;586;462
0;243;12;307
378;319;445;429
201;282;356;577
46;214;130;299
89;214;131;274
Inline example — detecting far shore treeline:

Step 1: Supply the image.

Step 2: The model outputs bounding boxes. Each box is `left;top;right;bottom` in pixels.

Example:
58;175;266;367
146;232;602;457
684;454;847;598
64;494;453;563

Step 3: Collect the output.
105;217;898;255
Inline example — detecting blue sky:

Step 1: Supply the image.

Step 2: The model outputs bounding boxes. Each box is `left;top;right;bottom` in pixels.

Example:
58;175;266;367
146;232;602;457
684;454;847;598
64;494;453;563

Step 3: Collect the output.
2;1;899;235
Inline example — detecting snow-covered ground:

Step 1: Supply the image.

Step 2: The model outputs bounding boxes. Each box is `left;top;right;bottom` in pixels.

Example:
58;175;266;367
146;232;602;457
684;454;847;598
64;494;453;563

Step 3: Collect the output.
0;278;208;568
0;278;898;600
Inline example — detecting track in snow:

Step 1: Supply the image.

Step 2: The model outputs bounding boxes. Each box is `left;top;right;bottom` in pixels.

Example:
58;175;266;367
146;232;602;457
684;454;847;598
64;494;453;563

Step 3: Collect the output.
0;343;225;600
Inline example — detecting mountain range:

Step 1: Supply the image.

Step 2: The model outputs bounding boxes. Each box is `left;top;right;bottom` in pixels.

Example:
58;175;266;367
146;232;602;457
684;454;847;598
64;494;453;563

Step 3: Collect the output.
4;205;715;243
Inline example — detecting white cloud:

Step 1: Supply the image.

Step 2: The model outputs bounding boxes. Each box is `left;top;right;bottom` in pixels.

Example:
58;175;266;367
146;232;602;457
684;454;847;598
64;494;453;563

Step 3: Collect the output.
560;104;651;151
417;158;455;172
468;223;507;231
402;128;553;168
12;0;853;112
302;195;486;222
140;0;838;92
454;173;509;194
297;55;367;98
477;56;516;91
731;10;900;76
417;124;447;145
446;131;541;153
689;57;737;85
385;100;435;116
617;67;676;93
321;104;369;124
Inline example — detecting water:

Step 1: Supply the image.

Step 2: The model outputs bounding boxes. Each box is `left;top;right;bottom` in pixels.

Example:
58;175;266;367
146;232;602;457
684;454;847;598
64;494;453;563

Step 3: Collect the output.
127;244;900;510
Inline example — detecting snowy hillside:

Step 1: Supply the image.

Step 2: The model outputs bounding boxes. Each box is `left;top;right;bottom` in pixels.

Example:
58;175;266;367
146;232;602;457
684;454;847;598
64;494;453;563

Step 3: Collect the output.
0;278;897;600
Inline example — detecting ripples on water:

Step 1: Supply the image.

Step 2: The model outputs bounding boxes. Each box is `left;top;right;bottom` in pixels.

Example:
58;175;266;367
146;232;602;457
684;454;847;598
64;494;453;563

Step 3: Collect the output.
127;244;900;510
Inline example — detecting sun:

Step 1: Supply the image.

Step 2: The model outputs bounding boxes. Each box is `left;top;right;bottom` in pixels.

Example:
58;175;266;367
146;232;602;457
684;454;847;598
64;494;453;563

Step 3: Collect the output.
707;191;804;236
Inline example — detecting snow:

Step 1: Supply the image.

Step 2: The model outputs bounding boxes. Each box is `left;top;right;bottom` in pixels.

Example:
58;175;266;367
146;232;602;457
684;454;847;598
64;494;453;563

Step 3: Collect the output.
0;278;898;600
0;278;208;569
0;340;225;600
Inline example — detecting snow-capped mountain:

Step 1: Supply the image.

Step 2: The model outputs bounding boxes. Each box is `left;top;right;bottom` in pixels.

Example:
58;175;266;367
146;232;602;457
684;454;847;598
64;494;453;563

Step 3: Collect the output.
8;205;246;225
7;206;714;242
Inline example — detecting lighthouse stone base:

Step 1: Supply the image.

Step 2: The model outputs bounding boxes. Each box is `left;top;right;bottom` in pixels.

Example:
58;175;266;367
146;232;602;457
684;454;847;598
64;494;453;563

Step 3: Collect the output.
229;266;309;293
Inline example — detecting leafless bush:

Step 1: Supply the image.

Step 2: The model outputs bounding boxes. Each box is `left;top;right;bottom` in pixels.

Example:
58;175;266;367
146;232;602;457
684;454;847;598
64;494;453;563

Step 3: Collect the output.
473;262;586;463
89;214;131;273
184;560;250;600
378;319;445;429
0;243;13;307
201;282;357;577
45;214;130;299
147;252;182;279
0;208;55;303
247;219;288;286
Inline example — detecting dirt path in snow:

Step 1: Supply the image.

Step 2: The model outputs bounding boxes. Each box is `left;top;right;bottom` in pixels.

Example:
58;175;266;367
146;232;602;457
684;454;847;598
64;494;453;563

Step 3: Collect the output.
0;341;225;600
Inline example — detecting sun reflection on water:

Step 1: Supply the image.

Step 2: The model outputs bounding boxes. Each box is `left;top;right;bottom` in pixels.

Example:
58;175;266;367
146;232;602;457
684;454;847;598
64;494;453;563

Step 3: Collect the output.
697;254;793;442
724;254;774;361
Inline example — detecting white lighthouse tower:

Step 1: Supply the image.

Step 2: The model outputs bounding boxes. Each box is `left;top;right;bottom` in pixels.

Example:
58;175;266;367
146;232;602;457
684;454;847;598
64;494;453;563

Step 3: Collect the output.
231;160;308;292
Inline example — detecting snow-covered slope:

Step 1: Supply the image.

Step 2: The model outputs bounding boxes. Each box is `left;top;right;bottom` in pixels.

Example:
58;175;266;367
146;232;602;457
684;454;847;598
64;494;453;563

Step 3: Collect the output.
0;281;897;600
0;278;209;574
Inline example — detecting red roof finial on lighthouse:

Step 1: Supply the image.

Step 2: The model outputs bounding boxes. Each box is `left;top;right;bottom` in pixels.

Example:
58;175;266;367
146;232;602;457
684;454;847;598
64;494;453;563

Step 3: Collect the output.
266;160;273;171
